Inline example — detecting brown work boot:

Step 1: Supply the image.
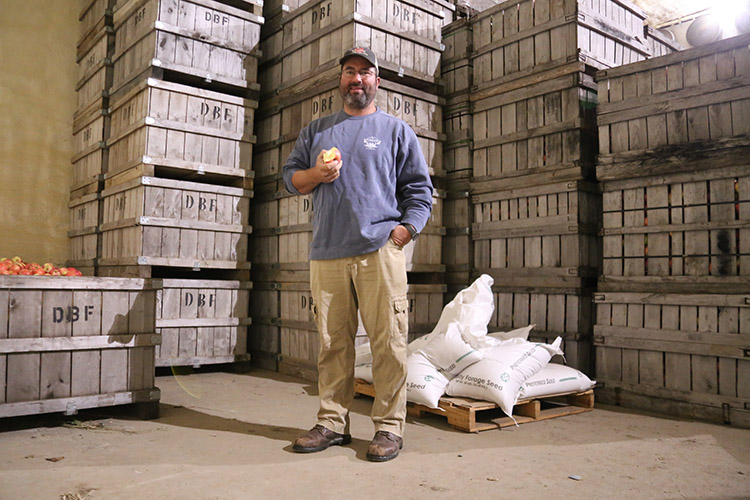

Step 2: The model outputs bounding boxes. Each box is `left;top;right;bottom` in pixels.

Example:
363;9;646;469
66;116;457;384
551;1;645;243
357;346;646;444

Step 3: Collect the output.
292;424;352;453
366;431;403;462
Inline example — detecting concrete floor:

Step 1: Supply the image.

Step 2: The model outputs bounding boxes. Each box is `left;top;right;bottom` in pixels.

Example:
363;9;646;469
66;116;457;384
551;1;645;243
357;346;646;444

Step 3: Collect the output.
1;368;749;500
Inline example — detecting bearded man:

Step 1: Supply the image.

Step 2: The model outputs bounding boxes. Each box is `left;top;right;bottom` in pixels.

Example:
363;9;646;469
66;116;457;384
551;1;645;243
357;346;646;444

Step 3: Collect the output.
282;47;433;462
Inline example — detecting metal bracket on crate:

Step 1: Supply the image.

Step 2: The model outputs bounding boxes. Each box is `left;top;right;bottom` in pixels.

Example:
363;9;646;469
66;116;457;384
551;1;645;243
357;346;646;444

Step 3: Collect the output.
152;59;162;67
197;165;206;175
398;67;405;78
204;73;213;83
144;117;156;125
142;156;153;164
64;403;78;416
744;348;750;358
192;261;201;271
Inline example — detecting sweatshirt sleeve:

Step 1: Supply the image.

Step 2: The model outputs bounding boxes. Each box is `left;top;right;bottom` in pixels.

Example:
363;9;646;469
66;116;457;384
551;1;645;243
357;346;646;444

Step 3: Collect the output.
395;124;434;233
282;128;311;196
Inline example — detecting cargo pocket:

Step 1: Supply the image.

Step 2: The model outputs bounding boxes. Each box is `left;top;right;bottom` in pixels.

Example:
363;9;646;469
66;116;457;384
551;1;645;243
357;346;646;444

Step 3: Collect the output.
392;297;409;346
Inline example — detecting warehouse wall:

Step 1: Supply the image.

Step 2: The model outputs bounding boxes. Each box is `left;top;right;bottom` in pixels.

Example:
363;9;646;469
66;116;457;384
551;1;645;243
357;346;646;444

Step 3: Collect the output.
0;1;78;263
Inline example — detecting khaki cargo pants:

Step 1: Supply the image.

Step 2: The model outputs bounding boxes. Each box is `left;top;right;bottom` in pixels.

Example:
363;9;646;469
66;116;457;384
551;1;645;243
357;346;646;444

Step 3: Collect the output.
310;239;409;437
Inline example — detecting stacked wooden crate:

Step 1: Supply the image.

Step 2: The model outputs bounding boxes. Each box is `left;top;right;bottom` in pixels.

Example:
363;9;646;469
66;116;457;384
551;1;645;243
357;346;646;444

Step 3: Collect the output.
463;0;657;372
93;0;264;369
0;276;161;418
441;17;474;293
249;0;454;378
594;33;750;427
69;0;116;276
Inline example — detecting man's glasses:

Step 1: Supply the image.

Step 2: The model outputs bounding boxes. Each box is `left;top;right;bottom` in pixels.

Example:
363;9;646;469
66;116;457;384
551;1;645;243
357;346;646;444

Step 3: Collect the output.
342;68;376;79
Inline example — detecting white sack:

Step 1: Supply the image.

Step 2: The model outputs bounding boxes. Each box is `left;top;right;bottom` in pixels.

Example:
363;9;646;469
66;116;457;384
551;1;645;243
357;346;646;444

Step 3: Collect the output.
405;352;449;409
446;337;563;420
488;324;535;342
419;322;482;377
518;363;595;401
430;274;494;341
354;363;373;383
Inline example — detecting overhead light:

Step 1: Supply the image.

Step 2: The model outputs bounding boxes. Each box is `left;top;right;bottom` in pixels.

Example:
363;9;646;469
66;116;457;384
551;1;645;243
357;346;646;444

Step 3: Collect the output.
711;0;749;37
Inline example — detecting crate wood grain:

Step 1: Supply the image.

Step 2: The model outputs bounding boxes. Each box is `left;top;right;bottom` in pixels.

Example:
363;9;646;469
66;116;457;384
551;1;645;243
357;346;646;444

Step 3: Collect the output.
596;34;750;156
79;0;114;45
72;108;111;192
111;0;263;94
76;27;115;119
471;180;601;286
471;63;598;182
643;25;682;59
253;77;444;181
600;164;749;283
488;287;594;370
443;100;472;178
155;278;250;366
441;18;472;98
259;0;452;95
107;78;257;186
251;185;446;273
68;191;101;269
99;176;252;269
355;378;594;432
0;276;160;418
443;182;472;286
470;0;648;91
594;291;750;428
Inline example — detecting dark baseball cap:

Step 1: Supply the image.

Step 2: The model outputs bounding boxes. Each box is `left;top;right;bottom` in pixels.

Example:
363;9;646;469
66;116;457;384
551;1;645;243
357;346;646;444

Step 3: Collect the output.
339;47;379;74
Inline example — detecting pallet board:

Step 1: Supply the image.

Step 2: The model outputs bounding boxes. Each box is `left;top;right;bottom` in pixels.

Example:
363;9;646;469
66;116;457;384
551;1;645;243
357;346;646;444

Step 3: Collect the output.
0;276;160;418
155;278;250;366
597;33;750;157
355;378;594;432
594;291;750;428
107;78;257;186
98;176;252;269
111;0;263;93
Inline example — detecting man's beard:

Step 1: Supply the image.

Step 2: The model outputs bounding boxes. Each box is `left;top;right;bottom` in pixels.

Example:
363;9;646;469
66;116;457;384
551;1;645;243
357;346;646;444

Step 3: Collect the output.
341;82;376;109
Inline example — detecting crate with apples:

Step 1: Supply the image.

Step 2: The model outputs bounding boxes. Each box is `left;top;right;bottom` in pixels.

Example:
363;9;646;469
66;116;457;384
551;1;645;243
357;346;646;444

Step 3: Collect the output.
0;258;84;277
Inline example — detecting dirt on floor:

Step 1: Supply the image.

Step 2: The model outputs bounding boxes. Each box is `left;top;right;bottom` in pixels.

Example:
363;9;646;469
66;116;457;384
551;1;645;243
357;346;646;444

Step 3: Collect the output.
0;368;748;500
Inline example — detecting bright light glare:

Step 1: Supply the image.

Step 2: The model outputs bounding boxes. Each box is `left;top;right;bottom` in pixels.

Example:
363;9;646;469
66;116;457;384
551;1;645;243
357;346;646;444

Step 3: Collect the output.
711;0;748;36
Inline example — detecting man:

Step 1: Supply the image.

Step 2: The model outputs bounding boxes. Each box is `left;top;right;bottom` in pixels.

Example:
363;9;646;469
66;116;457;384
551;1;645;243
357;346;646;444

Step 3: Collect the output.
282;47;433;462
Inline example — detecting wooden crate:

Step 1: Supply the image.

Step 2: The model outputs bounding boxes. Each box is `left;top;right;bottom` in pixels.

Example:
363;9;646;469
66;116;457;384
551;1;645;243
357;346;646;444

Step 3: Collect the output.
79;0;114;46
76;26;115;119
471;63;598;182
155;278;250;367
259;0;454;95
440;17;472;98
594;291;750;428
111;0;263;94
250;184;446;273
253;76;444;182
72;107;110;194
470;0;648;91
596;33;750;157
355;378;594;432
68;191;101;271
489;287;594;372
600;163;749;286
644;25;682;58
107;78;257;187
443;181;472;286
0;276;160;419
442;98;472;179
114;0;263;15
471;180;601;288
98;176;252;269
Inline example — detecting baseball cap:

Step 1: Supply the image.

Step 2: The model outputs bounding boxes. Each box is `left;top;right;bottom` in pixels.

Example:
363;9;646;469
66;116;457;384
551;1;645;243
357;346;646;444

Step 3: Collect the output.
339;47;379;74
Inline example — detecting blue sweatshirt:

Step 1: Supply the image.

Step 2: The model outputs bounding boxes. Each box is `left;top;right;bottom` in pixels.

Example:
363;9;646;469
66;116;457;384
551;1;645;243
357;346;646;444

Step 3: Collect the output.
282;109;433;260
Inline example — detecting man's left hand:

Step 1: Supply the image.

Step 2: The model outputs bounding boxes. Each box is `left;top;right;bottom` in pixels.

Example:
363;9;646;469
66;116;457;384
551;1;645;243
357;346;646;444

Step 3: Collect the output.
389;225;411;247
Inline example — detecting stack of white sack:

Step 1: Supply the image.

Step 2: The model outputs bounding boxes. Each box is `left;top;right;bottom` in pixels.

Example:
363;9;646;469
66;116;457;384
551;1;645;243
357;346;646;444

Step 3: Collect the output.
353;274;594;420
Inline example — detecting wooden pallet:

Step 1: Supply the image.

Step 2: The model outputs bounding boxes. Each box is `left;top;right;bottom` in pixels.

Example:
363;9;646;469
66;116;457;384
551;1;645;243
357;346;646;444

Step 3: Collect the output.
354;378;594;433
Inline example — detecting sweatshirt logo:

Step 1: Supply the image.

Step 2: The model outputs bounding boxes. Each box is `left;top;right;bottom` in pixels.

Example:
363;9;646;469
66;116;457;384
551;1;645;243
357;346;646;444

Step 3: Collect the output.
363;136;381;150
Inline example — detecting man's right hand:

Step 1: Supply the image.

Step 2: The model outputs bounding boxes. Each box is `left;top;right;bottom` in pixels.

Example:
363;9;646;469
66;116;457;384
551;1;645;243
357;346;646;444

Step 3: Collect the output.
291;149;343;194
